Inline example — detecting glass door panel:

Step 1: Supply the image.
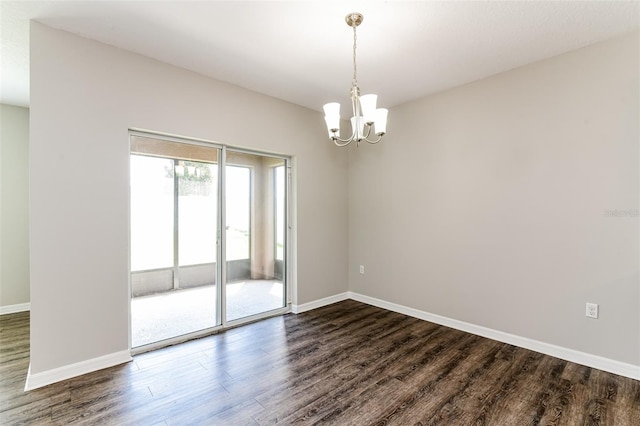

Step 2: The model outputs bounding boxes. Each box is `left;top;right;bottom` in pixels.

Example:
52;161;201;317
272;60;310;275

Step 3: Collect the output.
130;135;220;348
225;152;287;321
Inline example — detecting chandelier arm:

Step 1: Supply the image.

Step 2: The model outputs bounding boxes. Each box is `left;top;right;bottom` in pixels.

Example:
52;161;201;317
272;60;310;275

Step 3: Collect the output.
361;124;382;144
331;126;359;145
331;133;354;146
333;139;353;147
363;135;382;145
362;123;372;139
363;134;384;144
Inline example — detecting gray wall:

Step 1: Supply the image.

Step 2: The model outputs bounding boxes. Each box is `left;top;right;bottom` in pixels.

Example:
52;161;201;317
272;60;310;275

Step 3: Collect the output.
0;104;30;310
348;33;640;366
30;23;348;374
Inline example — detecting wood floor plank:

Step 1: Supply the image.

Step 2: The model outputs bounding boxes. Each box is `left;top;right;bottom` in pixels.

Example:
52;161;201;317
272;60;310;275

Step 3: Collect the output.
1;301;639;425
413;339;509;425
278;328;463;424
253;314;429;422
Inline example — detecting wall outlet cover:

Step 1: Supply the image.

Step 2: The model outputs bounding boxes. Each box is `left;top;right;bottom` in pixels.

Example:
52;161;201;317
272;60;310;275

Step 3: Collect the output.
586;302;598;319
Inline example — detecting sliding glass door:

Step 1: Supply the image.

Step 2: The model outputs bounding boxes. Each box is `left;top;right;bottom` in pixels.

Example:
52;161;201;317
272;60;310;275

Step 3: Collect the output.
130;133;289;349
225;151;287;321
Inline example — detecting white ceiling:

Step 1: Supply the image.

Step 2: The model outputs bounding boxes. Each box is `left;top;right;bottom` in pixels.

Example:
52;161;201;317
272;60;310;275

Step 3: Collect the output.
1;1;639;111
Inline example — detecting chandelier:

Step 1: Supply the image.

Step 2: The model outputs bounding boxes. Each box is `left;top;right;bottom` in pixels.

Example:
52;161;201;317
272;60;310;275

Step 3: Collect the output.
323;13;388;147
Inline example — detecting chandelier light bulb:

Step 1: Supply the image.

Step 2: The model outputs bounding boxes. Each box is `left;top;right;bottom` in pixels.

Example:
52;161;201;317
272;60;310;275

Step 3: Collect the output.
374;108;388;135
359;94;378;125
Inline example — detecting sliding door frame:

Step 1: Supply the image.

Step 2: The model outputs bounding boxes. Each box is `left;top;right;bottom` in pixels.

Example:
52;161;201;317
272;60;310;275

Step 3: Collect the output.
128;130;292;354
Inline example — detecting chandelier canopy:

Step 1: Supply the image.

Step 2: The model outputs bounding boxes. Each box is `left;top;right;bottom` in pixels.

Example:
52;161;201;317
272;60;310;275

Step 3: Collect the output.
323;13;388;147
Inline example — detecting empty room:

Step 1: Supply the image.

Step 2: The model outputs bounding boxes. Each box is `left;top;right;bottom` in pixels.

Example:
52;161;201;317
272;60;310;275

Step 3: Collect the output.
1;1;639;424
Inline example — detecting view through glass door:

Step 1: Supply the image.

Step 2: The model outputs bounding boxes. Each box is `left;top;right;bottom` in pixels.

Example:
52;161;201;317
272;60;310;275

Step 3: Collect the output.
130;134;288;349
225;151;287;321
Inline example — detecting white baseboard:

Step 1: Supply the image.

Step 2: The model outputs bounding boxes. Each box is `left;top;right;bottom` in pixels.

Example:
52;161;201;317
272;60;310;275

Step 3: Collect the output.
291;292;350;314
22;292;638;391
24;350;132;391
349;292;640;381
0;302;30;315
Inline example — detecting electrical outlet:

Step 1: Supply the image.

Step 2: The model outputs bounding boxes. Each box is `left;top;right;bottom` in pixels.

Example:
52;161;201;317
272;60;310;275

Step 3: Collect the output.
586;303;598;319
359;265;365;274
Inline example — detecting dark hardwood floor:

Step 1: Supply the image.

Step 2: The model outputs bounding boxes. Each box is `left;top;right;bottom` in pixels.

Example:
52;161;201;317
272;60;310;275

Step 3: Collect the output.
1;300;639;425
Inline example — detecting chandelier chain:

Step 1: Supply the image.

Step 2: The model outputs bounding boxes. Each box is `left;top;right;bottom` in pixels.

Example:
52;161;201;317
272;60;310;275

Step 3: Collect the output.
352;25;358;88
